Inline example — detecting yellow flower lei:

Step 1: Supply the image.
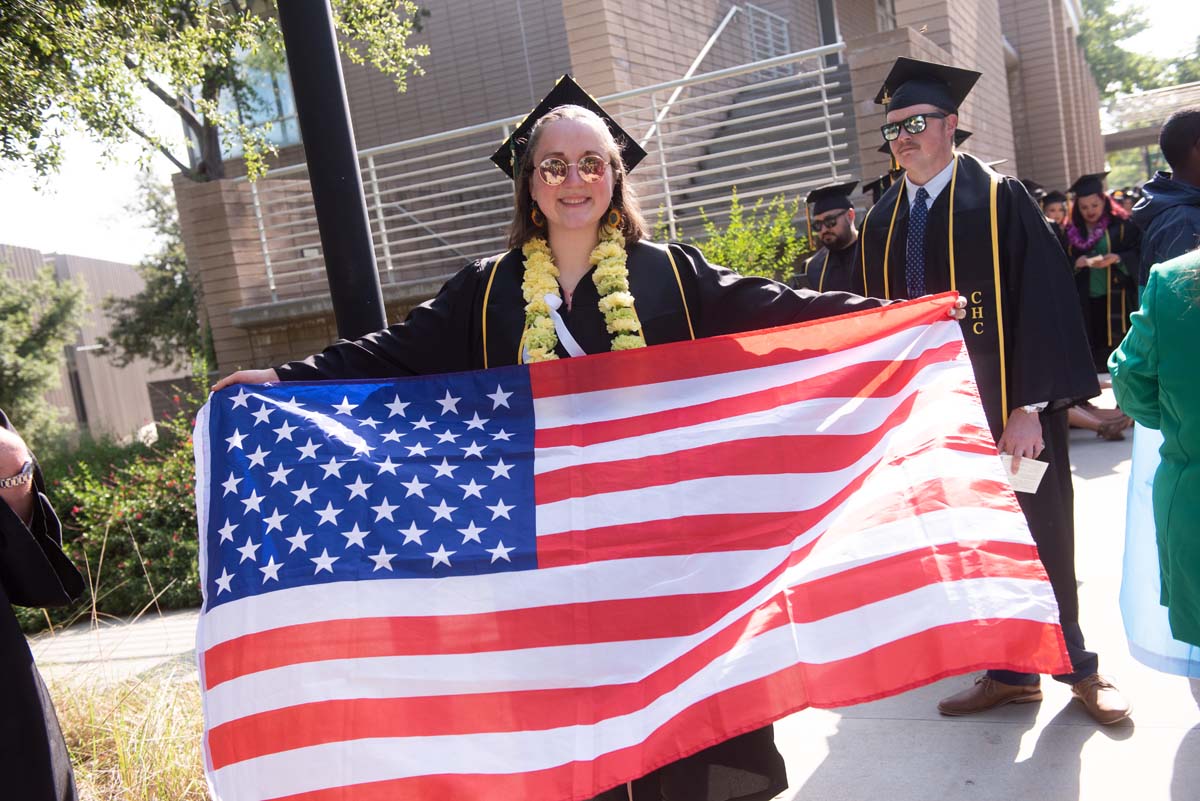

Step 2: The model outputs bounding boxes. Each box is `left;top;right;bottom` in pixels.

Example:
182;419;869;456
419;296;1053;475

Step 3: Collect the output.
519;223;646;362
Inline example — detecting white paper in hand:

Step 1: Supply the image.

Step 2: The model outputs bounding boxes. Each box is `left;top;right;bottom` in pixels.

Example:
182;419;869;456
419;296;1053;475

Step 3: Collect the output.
998;454;1048;493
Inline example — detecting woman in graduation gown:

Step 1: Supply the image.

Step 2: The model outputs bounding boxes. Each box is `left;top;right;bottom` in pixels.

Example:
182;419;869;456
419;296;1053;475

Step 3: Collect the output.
1064;173;1142;373
0;409;85;801
214;76;900;801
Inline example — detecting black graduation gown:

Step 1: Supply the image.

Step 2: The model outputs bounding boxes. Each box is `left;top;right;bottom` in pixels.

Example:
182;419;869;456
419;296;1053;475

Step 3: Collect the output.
1065;218;1141;372
792;242;856;293
0;409;84;801
277;240;885;801
851;154;1099;637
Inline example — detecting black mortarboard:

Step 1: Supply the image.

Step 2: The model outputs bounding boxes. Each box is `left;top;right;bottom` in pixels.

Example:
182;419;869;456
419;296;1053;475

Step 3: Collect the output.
874;58;981;113
806;180;859;215
489;74;647;180
863;172;900;204
1042;190;1068;206
1021;179;1046;200
1068;171;1110;197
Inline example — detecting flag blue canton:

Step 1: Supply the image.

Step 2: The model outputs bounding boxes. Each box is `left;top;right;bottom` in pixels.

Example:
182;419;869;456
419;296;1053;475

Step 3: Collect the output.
202;366;536;610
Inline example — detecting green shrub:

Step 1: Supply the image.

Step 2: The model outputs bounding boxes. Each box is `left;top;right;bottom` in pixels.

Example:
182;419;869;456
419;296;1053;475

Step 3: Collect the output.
692;190;812;282
17;400;201;633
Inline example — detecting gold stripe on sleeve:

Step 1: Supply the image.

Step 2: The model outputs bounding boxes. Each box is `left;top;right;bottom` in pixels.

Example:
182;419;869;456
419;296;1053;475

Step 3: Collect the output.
666;246;697;341
480;252;505;369
988;173;1008;426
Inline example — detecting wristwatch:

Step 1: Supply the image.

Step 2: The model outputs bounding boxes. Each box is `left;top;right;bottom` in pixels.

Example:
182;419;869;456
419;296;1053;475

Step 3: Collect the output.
0;459;34;489
1017;403;1048;415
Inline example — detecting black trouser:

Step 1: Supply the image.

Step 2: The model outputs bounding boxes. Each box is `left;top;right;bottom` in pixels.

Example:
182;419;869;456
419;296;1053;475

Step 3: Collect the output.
988;409;1099;686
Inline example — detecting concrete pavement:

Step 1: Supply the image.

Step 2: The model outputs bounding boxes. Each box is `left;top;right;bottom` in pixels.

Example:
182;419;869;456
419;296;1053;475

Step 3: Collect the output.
28;396;1200;799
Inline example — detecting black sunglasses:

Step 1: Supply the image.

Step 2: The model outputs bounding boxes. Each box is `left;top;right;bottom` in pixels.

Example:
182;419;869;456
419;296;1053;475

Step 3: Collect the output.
813;209;848;231
880;112;950;142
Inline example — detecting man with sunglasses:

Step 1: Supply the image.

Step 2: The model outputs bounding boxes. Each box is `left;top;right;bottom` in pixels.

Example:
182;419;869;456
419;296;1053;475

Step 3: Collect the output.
790;180;859;292
852;57;1130;725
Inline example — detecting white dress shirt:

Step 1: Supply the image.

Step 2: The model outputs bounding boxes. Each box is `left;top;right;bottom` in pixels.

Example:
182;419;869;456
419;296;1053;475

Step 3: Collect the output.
904;157;957;209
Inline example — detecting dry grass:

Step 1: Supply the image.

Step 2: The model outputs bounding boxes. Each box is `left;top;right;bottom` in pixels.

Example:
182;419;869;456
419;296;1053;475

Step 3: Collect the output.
50;658;207;801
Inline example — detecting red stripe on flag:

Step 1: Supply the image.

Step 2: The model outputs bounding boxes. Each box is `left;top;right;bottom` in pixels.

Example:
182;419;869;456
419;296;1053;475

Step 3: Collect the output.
256;617;1063;801
534;339;965;450
209;543;1048;769
529;293;960;399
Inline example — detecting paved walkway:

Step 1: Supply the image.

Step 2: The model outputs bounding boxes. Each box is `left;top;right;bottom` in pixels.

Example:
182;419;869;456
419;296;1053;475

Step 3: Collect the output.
29;393;1200;799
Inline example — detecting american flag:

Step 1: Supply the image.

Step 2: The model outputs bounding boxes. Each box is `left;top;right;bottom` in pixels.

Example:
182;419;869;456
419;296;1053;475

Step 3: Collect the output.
194;294;1069;801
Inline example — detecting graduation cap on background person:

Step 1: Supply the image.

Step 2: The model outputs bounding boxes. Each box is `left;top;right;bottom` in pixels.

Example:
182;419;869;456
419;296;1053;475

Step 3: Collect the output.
802;180;859;247
1042;190;1068;206
863;171;901;204
489;74;648;179
1068;171;1110;197
1021;179;1047;200
874;57;982;112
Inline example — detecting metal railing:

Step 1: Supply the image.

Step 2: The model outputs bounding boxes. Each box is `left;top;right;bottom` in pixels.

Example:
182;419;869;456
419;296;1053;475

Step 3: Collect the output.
238;41;851;305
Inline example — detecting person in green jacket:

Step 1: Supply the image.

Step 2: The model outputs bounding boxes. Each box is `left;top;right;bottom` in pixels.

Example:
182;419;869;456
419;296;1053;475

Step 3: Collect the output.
1110;249;1200;647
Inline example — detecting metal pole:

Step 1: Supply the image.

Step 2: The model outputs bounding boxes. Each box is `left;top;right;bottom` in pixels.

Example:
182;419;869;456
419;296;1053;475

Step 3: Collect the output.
649;95;677;240
276;0;386;340
366;156;395;275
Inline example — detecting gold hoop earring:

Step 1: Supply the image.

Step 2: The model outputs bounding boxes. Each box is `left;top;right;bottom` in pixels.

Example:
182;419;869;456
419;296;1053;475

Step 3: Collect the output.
531;205;545;227
606;207;623;228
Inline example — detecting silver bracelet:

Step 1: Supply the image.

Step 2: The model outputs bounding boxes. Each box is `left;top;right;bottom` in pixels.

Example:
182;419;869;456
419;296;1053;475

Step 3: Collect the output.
0;459;34;489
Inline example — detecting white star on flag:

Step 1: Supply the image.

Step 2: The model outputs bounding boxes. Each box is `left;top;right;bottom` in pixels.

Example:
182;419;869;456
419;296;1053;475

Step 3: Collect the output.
399;522;427;545
332;396;358;415
229;388;250;408
381;429;403;443
341;523;370;548
457;520;486;544
214;568;234;593
251;405;273;426
221;472;242;496
236;537;261;563
311;549;338;574
225;429;247;451
406;442;431;458
486;384;512;409
384;396;409;417
488;458;514;479
358;416;381;429
486;540;515;563
487;498;514;520
436;429;460;444
247;446;269;468
259;556;283;583
217;519;238;543
345;475;373;500
436;390;461;415
371;498;399;522
401;475;429;498
465;412;489;430
427;543;455;567
376;456;401;475
432;458;457;478
462;441;486;458
315;501;343;526
369;545;396;571
286;527;313;553
267;463;293;486
491;429;513;442
296;438;321;460
430;499;458;522
262;508;288;533
459;478;487;499
241;489;265;513
320;457;345;479
290;481;317;505
273;420;297;442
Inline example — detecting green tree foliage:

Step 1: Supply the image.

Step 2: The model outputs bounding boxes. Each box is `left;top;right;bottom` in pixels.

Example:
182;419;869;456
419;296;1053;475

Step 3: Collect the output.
692;190;811;283
0;265;87;448
1079;1;1200;100
0;0;429;181
100;176;211;371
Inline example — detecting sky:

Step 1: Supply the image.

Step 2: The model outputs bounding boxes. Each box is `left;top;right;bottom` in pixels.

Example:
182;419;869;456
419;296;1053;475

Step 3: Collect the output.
0;2;1196;268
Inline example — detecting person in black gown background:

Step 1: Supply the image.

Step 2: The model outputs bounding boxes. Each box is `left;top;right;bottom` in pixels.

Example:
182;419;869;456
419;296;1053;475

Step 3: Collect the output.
791;180;859;292
1;409;84;801
213;74;927;801
852;57;1130;725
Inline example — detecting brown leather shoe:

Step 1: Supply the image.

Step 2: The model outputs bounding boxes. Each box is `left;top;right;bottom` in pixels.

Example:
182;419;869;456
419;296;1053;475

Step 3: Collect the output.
937;675;1043;715
1071;674;1131;724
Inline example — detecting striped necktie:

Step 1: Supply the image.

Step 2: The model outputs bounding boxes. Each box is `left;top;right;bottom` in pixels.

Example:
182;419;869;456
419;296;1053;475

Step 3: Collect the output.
906;187;930;299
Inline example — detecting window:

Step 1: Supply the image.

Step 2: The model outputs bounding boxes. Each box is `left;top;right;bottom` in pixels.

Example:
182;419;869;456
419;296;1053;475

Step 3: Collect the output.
187;47;301;162
876;0;897;31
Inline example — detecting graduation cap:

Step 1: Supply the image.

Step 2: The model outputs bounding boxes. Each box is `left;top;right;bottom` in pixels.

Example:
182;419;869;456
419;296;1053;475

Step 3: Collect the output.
874;57;981;113
806;180;859;215
1042;190;1068;206
1068;171;1110;197
1021;179;1046;200
863;171;901;204
490;74;647;179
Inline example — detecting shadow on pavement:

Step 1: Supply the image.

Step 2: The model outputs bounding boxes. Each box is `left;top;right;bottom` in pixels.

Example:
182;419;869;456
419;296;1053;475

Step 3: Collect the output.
1067;430;1133;481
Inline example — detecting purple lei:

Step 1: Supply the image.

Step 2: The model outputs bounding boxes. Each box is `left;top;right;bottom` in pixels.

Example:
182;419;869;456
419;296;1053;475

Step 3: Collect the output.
1066;214;1109;252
